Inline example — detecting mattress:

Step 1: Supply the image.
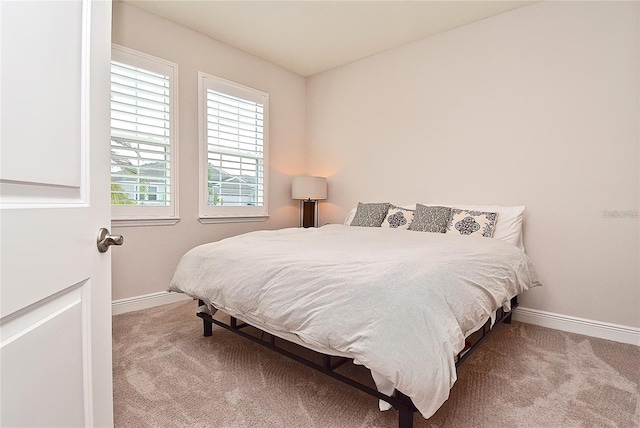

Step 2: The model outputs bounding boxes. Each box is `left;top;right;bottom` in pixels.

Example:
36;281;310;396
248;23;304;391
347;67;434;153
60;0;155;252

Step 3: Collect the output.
169;225;541;418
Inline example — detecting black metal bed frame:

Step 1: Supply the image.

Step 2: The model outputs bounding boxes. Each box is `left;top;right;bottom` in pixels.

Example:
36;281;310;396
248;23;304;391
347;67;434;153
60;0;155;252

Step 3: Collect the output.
196;296;518;428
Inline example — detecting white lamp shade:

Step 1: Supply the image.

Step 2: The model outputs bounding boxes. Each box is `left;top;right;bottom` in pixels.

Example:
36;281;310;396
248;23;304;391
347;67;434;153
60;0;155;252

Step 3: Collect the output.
292;176;327;200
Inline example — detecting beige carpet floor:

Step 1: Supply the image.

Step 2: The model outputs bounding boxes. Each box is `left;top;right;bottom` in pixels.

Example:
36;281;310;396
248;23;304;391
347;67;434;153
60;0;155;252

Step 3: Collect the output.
113;301;640;428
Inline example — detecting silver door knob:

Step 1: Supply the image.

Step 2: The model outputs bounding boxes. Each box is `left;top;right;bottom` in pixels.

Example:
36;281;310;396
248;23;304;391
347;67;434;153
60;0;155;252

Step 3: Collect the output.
97;228;124;253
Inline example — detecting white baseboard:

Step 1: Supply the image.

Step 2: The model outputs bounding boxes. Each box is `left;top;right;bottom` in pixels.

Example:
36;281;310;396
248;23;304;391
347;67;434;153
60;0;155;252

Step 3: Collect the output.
513;306;640;346
112;291;193;316
111;295;640;346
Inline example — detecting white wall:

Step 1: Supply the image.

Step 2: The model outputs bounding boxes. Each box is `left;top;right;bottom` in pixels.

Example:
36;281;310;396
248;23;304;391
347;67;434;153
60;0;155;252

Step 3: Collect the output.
111;2;307;301
307;2;640;328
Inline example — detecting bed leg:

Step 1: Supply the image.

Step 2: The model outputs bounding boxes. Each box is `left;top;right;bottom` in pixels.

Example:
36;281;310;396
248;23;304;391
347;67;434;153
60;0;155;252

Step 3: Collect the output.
398;408;414;428
203;319;212;337
505;296;518;325
504;312;513;324
395;391;415;428
198;299;213;337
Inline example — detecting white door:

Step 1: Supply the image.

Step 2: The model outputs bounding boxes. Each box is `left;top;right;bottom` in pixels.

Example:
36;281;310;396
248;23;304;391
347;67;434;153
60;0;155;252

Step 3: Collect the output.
0;1;114;426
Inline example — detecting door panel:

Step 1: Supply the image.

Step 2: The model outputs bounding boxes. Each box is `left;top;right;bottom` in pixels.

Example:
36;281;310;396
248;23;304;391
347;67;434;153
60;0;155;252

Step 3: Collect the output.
1;0;83;187
1;284;87;427
1;208;92;317
0;1;113;426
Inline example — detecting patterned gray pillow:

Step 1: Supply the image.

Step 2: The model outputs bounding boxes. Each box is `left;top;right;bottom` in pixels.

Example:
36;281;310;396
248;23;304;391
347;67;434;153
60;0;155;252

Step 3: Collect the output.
408;204;452;233
350;202;390;227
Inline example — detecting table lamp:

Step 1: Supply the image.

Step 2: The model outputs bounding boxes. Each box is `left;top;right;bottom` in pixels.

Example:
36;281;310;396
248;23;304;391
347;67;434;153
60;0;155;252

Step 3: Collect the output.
292;176;327;228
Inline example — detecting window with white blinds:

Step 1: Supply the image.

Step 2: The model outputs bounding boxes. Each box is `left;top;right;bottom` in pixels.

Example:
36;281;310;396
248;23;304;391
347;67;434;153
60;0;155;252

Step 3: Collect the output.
198;72;269;221
110;45;178;224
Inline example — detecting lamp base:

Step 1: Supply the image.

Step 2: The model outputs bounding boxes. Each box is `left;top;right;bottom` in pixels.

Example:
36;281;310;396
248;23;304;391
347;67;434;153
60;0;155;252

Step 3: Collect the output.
301;200;317;228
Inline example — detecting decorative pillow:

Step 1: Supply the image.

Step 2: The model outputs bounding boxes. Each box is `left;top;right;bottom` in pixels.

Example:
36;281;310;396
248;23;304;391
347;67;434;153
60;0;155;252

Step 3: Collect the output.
408;205;452;233
418;203;526;249
451;204;525;249
349;202;390;227
381;205;415;230
446;209;498;238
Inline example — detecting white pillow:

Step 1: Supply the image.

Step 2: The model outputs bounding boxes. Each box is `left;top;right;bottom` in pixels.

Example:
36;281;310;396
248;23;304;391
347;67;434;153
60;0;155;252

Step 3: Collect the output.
344;207;357;225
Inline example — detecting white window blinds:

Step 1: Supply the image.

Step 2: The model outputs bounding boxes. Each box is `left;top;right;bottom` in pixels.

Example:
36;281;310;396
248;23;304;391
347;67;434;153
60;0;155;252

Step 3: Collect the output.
111;61;171;206
206;90;264;207
110;45;178;224
198;71;269;221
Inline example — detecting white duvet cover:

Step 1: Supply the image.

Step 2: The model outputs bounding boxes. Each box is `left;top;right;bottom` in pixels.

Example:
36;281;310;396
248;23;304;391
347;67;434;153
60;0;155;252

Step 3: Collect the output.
169;225;541;419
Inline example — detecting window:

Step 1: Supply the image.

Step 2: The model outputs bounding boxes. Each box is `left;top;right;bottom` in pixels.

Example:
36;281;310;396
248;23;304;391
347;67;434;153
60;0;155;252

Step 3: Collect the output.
110;45;178;225
198;72;269;222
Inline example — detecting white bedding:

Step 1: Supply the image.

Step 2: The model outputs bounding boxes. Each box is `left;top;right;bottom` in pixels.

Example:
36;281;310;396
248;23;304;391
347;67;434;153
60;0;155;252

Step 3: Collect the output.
169;225;541;419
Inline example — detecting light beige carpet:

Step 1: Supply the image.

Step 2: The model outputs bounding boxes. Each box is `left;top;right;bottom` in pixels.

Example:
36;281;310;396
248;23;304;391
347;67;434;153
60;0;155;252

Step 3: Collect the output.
113;301;640;428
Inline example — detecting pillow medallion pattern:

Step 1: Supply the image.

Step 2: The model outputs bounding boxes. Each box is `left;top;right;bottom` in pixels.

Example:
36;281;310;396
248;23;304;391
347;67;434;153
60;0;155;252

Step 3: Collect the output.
382;205;415;230
350;202;390;227
388;212;407;228
455;216;481;235
446;209;498;238
408;205;452;233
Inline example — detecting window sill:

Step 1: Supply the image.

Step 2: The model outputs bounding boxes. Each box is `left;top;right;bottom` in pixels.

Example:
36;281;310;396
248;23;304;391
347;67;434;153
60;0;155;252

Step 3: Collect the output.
111;217;180;227
198;215;269;224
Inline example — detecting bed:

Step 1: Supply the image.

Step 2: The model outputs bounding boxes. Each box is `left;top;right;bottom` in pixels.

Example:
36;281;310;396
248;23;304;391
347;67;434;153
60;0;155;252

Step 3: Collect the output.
169;204;541;427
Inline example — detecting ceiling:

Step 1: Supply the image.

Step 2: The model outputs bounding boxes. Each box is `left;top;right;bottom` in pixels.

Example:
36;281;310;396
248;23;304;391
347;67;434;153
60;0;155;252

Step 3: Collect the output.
121;0;536;77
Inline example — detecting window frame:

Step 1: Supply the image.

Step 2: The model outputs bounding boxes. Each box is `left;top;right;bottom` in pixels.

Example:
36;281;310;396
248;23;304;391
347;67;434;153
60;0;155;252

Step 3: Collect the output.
110;44;179;226
197;71;269;223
